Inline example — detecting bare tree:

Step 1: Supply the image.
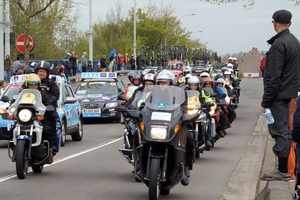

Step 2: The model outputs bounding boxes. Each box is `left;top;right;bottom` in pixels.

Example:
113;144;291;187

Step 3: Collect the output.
11;0;57;64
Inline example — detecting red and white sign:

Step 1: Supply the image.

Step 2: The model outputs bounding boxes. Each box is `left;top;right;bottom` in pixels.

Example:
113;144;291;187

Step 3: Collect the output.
15;34;34;53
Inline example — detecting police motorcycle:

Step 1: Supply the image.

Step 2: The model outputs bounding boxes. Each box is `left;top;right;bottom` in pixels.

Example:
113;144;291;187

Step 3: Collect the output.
118;85;199;200
7;89;59;179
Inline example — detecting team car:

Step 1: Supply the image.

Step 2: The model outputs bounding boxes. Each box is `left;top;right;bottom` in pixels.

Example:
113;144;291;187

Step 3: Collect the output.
74;72;125;122
0;74;83;147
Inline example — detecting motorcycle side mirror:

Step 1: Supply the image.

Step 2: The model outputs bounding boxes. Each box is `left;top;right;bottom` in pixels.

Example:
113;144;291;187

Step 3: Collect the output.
209;93;217;97
117;94;127;101
118;88;124;94
220;93;226;98
1;96;9;103
46;105;55;112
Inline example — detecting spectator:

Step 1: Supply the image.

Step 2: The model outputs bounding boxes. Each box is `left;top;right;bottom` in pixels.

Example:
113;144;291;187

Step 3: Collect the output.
109;58;115;72
0;80;7;96
4;55;12;83
130;54;135;70
260;56;266;79
50;62;60;75
12;57;22;75
81;52;88;72
114;52;119;71
63;59;71;84
124;53;129;70
100;55;107;72
260;9;300;182
69;51;77;76
109;49;115;62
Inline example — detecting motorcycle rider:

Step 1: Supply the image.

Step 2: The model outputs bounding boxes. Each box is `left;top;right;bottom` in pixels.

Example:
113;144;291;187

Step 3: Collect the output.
123;72;142;96
155;70;193;186
34;61;60;156
22;73;57;164
120;72;156;181
186;76;213;147
201;77;227;138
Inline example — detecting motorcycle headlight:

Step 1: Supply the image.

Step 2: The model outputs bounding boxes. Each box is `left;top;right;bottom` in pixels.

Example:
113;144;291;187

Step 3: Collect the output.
105;102;118;108
187;109;198;115
150;125;167;140
18;109;32;122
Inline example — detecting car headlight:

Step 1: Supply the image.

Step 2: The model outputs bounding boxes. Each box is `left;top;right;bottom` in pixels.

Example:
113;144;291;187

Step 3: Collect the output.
18;109;32;122
105;102;118;108
150;125;167;140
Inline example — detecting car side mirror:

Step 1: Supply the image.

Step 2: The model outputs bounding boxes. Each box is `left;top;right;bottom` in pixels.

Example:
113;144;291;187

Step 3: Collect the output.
1;96;9;103
65;97;77;104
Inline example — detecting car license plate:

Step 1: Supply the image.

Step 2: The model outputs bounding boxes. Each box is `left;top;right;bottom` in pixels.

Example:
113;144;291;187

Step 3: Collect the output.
83;109;101;113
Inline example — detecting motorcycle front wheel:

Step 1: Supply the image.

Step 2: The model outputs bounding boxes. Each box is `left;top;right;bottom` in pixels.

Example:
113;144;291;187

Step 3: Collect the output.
149;158;161;200
15;140;29;179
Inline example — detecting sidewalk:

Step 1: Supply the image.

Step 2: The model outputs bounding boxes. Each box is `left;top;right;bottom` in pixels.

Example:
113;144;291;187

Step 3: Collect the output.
219;114;294;200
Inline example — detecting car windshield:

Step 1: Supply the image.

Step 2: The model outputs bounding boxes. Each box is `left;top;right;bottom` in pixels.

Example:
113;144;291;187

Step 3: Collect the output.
75;81;117;95
3;84;22;101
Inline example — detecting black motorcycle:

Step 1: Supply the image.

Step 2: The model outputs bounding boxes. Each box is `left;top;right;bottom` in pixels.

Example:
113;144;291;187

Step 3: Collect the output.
118;85;199;200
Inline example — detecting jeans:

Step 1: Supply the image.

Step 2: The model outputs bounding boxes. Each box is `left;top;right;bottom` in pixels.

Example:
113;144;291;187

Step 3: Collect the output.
205;118;212;140
4;70;11;83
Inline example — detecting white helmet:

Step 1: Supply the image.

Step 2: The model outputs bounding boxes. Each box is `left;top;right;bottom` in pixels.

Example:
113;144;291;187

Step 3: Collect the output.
224;70;231;75
228;57;233;60
227;63;233;68
188;76;200;85
185;74;192;79
216;78;225;85
156;69;175;85
232;57;237;61
143;73;155;83
200;72;210;78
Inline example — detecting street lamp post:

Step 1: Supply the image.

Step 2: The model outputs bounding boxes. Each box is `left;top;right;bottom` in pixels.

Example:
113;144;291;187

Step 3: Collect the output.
177;14;196;45
67;0;93;65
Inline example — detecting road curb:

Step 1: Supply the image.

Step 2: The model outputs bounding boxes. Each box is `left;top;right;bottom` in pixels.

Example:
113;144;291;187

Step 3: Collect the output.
219;115;269;200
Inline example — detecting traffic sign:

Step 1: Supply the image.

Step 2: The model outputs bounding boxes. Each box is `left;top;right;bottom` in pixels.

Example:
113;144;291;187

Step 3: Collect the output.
15;34;34;53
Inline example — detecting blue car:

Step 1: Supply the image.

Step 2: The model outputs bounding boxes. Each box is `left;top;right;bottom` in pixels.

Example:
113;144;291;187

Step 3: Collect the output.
0;74;83;147
74;72;125;122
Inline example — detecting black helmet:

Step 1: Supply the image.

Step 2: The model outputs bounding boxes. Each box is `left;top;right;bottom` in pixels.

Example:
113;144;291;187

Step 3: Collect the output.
35;61;51;74
214;73;223;81
132;73;141;84
127;71;135;82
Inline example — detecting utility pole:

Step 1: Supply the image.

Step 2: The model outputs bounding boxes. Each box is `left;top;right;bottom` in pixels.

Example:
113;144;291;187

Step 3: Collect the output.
0;1;4;80
4;0;11;58
133;0;137;69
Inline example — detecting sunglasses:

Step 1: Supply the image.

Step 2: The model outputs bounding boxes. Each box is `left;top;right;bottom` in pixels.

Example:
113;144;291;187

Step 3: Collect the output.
205;83;212;85
189;84;198;87
28;82;39;86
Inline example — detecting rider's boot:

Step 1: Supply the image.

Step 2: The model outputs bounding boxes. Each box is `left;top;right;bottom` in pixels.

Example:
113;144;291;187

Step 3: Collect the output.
46;148;54;164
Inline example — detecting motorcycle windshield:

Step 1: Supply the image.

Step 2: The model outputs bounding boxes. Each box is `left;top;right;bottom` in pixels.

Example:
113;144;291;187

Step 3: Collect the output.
185;90;201;109
142;85;185;111
9;89;46;116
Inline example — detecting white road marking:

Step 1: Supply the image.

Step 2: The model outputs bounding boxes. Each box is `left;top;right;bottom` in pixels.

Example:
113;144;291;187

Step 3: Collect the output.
0;137;122;183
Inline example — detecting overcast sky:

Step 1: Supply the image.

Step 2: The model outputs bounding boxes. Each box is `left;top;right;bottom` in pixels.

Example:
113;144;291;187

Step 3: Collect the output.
71;0;300;56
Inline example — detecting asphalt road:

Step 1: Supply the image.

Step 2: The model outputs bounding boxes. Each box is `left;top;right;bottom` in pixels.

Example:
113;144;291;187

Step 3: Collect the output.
0;77;264;200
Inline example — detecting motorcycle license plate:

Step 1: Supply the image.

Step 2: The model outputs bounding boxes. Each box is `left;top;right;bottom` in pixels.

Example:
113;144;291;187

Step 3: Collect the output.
7;124;14;131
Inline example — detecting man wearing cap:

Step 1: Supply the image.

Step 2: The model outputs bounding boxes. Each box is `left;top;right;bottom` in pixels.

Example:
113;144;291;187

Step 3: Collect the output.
260;9;300;181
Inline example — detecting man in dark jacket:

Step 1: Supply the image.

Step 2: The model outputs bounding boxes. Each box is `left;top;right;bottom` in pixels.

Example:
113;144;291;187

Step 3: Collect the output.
260;9;300;182
35;61;60;161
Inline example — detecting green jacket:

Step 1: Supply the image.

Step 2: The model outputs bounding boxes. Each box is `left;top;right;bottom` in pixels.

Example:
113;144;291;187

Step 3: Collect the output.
4;58;12;70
